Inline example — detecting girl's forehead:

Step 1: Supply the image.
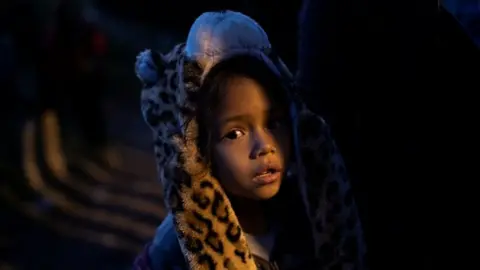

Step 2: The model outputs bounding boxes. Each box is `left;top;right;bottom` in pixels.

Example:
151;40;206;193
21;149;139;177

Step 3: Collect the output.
214;76;289;128
218;76;271;113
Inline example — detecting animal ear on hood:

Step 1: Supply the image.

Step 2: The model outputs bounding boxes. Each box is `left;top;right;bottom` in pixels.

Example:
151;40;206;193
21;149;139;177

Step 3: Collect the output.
135;49;166;88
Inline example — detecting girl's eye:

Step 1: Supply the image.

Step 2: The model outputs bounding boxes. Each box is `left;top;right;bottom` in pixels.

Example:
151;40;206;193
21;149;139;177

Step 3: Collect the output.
223;129;245;140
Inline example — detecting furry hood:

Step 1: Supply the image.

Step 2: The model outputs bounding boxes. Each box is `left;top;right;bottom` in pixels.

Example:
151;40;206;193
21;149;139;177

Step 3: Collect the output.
136;10;366;270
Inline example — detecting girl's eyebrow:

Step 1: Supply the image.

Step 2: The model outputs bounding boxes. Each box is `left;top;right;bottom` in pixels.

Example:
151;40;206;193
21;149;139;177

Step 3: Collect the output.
219;114;252;126
219;108;280;127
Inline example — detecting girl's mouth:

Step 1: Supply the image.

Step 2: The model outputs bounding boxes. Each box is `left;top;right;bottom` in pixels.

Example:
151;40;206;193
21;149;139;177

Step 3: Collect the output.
253;168;281;185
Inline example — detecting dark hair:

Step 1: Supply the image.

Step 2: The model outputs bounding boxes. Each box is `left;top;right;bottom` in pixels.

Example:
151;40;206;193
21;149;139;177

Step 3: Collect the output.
195;55;291;166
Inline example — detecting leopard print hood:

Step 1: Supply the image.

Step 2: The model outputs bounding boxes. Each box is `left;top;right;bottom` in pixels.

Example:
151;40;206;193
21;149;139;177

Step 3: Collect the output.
135;11;366;270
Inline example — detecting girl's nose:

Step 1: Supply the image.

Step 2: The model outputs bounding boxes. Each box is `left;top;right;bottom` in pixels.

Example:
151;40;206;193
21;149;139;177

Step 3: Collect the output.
250;131;276;159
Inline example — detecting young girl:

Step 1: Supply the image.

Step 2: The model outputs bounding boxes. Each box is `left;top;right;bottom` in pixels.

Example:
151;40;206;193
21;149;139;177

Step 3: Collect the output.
134;10;366;270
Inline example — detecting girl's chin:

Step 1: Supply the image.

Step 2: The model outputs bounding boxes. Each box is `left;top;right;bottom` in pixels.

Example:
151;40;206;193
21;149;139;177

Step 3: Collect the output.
250;181;282;200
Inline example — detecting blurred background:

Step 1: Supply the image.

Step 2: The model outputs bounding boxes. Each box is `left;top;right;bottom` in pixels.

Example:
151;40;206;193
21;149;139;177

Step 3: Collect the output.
0;0;478;269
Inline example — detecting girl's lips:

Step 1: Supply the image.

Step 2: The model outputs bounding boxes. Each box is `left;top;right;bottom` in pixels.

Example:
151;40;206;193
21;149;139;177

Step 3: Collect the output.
252;171;281;185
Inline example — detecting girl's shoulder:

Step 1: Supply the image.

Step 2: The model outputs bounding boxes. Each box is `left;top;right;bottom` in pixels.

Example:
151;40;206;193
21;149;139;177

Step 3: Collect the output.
151;213;181;250
135;213;186;270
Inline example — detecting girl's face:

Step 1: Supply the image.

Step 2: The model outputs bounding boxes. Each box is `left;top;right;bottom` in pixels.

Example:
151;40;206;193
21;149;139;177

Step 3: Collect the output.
212;75;291;200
